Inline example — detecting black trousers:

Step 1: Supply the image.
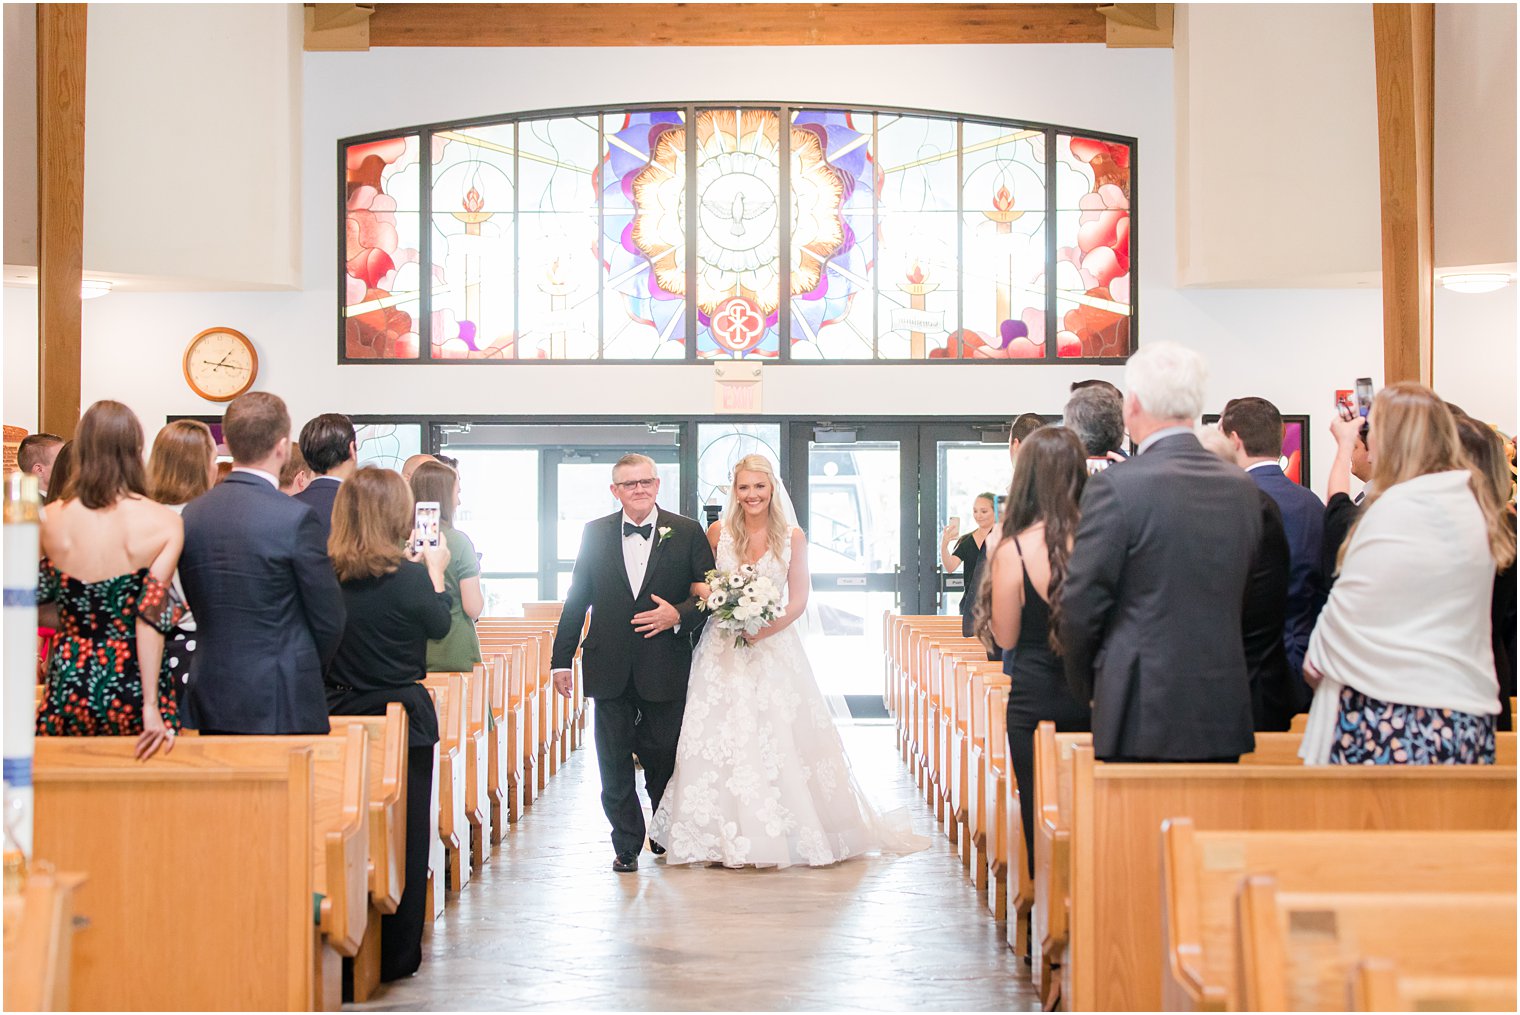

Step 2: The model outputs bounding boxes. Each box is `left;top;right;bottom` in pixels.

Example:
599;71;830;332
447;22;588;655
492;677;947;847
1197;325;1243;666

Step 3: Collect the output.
381;743;434;982
592;683;685;856
1008;698;1092;879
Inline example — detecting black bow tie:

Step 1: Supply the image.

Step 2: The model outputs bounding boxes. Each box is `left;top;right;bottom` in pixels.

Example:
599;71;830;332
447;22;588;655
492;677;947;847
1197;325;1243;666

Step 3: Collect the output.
623;522;653;540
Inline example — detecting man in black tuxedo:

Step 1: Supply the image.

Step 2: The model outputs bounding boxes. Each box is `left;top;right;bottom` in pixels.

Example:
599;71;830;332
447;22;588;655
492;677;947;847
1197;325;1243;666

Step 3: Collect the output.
550;454;715;872
179;392;345;734
293;412;358;541
1060;343;1262;762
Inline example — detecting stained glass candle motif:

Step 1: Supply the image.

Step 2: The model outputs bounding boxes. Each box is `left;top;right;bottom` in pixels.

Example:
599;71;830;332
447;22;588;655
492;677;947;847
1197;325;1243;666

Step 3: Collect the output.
875;115;959;359
345;136;422;359
517;116;600;360
602;111;687;359
1055;134;1132;358
431;124;516;359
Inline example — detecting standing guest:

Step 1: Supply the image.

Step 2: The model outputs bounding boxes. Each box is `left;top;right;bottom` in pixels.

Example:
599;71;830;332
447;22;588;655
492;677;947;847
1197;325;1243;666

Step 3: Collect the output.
1454;414;1517;732
1300;383;1516;764
410;460;484;672
41;441;75;507
279;444;312;495
326;466;452;982
434;453;459;471
35;401;183;760
178;392;345;734
1008;412;1047;467
1060;342;1262;762
978;427;1092;874
147;419;218;697
294;413;357;539
1321;415;1372;588
1220;396;1326;714
940;493;999;640
401;454;435;482
1063;385;1126;463
17;432;64;499
1197;424;1296;731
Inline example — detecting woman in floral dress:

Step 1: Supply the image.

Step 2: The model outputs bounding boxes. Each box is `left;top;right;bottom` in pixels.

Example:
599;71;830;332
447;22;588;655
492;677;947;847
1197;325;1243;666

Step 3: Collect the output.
36;401;184;760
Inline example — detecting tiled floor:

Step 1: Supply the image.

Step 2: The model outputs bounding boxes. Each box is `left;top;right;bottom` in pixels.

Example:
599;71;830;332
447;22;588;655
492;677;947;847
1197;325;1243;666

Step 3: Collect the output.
350;723;1041;1012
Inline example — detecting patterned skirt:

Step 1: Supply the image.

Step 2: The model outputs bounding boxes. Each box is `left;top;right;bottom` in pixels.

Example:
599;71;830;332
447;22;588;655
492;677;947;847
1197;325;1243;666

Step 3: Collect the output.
1330;686;1495;765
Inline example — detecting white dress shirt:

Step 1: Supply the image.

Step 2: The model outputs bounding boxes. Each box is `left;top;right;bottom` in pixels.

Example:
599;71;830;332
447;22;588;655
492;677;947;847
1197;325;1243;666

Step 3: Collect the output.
1136;425;1196;455
621;510;657;595
231;466;279;488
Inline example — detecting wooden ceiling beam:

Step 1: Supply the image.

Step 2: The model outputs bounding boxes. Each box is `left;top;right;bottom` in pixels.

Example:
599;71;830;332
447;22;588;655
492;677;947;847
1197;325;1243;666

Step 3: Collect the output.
360;3;1110;48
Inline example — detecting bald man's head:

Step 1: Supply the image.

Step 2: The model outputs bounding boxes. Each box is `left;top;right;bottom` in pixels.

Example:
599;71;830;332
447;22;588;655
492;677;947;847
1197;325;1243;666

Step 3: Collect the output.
401;454;436;481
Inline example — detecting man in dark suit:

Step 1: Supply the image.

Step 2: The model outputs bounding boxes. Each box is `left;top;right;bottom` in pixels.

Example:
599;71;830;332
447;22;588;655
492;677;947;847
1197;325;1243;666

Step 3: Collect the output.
550;454;715;872
179;392;345;734
293;413;357;541
1060;343;1262;762
1220;396;1326;716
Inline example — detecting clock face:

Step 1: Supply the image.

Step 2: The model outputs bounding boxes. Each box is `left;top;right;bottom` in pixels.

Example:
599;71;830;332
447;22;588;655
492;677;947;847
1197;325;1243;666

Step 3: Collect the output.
186;328;257;401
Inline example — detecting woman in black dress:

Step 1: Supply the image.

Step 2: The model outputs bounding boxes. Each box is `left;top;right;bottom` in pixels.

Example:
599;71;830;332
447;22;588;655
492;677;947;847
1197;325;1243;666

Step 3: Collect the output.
978;428;1092;875
940;492;999;640
325;466;452;982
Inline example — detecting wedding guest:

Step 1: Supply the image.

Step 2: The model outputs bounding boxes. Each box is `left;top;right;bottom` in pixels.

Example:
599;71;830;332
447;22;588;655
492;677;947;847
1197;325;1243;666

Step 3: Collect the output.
1061;342;1261;762
434;453;459;471
41;441;76;506
147;419;218;696
1220;396;1326;713
214;460;233;485
279;444;312;495
294;412;357;539
179;392;344;734
1063;385;1125;462
1008;412;1046;467
940;492;998;640
17;432;64;498
325;466;451;981
410;460;484;672
401;453;435;481
1321;415;1371;588
1299;383;1516;764
35;401;183;760
978;427;1091;874
1455;414;1517;732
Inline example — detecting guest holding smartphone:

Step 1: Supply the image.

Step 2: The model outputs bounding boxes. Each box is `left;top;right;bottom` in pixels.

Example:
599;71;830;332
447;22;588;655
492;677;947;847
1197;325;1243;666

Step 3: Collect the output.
410;460;484;672
940;492;999;640
325;466;452;981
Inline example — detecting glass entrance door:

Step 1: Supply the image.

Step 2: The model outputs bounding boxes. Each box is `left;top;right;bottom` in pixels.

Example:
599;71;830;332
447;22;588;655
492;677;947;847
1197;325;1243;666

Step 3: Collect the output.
922;425;1014;615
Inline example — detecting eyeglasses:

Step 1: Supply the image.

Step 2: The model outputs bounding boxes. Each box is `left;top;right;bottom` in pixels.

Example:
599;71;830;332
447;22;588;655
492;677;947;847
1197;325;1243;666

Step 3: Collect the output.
613;478;659;490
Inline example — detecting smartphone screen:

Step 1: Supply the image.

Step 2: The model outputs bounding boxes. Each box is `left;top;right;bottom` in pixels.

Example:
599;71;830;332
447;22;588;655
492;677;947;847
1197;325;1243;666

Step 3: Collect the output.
1335;389;1356;421
414;501;441;551
1355;377;1374;418
1085;457;1112;476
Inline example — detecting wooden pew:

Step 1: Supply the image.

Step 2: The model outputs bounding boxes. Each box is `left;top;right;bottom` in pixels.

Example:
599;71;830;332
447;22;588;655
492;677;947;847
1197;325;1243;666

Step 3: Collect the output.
477;620;556;797
34;738;325;1010
1235;878;1517;1011
522;601;563;622
1064;746;1517;1011
965;666;1009;898
329;706;408;1004
1350;957;1518;1012
422;672;469;891
474;652;511;841
1161;820;1516;1010
455;669;491;868
3;869;86;1012
423;687;445;921
983;678;1012;922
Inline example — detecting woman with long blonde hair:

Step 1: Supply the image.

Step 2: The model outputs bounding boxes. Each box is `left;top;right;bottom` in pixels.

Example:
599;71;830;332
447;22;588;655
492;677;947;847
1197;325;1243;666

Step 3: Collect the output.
1300;382;1517;765
648;453;926;868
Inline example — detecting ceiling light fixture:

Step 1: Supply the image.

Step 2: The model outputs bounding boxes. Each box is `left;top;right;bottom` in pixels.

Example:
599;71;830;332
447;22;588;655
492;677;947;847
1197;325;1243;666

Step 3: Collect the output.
80;279;114;300
1439;272;1513;294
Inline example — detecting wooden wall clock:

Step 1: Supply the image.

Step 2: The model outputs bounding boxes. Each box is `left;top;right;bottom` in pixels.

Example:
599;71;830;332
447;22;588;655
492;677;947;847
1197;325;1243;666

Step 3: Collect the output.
183;327;258;402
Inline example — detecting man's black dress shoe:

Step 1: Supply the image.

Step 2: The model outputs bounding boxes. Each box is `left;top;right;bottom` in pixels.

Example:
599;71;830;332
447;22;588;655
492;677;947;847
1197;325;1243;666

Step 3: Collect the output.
648;840;666;856
612;852;639;873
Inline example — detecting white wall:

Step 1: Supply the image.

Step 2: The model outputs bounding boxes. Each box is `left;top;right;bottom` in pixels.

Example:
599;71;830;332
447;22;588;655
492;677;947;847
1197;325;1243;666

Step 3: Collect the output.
3;3;38;268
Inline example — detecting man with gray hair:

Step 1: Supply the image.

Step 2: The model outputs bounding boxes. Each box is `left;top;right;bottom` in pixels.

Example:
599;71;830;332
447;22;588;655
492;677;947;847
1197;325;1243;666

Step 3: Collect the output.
1059;342;1264;761
1062;384;1125;460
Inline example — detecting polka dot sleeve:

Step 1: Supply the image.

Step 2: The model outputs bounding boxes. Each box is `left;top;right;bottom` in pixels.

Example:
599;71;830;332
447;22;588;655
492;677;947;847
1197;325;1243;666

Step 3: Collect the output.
134;574;184;634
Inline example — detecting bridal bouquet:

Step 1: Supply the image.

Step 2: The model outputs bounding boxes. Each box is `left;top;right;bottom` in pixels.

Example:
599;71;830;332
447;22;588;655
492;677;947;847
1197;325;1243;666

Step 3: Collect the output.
698;564;783;648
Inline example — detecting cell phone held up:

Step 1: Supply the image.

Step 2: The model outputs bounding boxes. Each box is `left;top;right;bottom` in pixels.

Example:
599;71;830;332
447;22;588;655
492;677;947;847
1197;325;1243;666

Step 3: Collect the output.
1335;378;1375;422
413;501;441;552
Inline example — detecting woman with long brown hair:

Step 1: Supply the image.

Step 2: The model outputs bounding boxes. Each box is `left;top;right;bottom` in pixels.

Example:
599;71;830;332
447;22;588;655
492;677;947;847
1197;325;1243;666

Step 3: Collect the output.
977;426;1093;875
410;460;484;672
1300;383;1518;764
36;401;184;759
147;419;218;695
324;466;451;981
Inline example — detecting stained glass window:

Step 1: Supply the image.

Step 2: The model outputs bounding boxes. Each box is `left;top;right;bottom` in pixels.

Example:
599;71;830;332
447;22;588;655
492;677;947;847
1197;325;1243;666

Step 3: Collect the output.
340;106;1135;362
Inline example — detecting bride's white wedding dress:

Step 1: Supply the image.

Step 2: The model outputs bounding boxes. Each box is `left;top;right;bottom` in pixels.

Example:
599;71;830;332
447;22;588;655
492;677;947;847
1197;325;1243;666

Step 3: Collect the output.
648;527;927;868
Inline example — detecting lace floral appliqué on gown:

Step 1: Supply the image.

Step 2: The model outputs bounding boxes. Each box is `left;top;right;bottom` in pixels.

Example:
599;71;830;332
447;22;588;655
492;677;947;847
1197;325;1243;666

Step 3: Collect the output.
648;529;925;868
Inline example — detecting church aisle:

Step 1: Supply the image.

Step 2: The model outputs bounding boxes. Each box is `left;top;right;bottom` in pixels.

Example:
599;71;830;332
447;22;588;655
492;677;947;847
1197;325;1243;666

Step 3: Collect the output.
350;724;1041;1012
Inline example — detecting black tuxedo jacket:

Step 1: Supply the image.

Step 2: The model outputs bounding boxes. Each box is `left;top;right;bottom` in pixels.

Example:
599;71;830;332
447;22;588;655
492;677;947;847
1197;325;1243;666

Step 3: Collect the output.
293;475;342;545
551;508;716;701
1242;490;1297;732
1060;433;1261;761
179;472;346;733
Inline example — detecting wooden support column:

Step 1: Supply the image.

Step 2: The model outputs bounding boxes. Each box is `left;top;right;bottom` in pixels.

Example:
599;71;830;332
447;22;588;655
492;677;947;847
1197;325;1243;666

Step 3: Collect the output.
37;4;87;438
1372;3;1434;385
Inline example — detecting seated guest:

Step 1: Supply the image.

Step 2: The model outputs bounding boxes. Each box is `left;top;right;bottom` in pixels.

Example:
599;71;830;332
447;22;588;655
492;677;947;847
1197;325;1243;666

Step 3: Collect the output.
1300;383;1516;764
179;392;344;734
325;466;451;982
1321;415;1372;588
1061;342;1261;762
1197;425;1296;731
1454;414;1517;732
410;460;484;672
17;432;64;499
279;444;312;495
36;401;183;760
294;413;357;538
147;419;218;696
1220;396;1326;713
940;491;999;640
1063;384;1126;464
978;427;1092;874
40;440;75;506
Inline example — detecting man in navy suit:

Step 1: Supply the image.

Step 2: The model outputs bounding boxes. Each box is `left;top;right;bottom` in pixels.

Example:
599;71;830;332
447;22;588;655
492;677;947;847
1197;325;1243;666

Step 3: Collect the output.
1220;396;1326;718
293;413;357;541
179;392;345;734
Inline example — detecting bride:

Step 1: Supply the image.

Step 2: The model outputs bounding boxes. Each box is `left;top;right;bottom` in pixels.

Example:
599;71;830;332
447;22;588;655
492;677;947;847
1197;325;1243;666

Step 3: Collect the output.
648;455;926;868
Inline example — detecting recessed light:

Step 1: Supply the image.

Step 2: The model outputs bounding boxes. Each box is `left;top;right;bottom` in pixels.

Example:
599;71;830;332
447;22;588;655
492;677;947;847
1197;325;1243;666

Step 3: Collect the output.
80;279;113;299
1439;273;1513;294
